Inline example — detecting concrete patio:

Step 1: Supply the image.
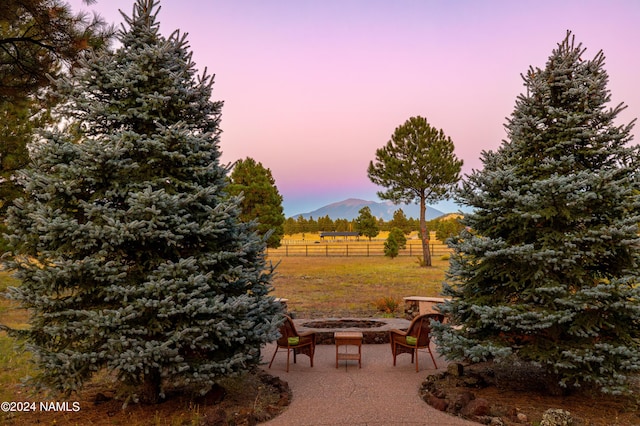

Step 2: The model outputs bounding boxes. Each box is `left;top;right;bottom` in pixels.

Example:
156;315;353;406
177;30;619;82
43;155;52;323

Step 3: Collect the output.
261;340;476;425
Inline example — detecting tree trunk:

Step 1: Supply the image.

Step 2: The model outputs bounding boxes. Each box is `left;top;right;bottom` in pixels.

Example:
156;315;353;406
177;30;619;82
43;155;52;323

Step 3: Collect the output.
142;367;163;404
419;196;432;267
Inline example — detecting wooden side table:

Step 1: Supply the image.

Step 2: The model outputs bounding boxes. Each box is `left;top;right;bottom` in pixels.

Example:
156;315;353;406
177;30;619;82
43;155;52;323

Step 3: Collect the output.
334;331;363;368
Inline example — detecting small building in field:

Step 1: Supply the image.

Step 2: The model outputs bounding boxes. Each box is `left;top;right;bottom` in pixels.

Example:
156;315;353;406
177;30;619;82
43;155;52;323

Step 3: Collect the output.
319;231;361;240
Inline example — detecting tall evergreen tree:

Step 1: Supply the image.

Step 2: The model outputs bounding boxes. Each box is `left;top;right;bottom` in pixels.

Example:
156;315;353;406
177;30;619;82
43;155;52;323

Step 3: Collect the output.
389;208;412;235
428;215;464;242
2;0;282;403
334;218;351;232
295;215;308;233
0;0;112;101
354;206;379;241
384;227;407;259
228;157;285;248
283;217;297;236
317;215;334;232
368;116;462;267
0;0;113;250
0;98;32;218
432;33;640;394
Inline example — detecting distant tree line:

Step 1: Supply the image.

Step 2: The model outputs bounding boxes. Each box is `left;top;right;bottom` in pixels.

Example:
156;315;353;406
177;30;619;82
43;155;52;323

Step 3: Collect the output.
283;208;464;242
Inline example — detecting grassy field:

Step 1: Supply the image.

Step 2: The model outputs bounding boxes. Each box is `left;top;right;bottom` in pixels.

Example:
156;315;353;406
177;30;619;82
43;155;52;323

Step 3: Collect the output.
268;254;450;317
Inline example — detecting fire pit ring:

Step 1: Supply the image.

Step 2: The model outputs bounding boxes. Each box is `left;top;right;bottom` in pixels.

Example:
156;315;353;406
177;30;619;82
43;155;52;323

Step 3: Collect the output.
301;319;385;329
293;317;410;344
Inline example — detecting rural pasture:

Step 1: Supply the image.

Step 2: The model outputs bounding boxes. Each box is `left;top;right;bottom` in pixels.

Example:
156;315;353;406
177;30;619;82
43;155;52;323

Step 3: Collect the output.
268;254;449;317
270;231;450;258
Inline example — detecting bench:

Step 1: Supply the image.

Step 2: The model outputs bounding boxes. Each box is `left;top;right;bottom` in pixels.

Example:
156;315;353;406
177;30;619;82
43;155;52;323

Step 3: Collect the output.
403;296;449;320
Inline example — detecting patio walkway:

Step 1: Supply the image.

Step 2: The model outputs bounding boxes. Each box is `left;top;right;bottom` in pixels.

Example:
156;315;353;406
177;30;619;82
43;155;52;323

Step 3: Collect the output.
261;341;476;425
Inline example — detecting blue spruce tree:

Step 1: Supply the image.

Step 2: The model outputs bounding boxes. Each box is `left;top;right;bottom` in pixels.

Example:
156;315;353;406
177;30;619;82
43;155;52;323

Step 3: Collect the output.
3;0;282;403
432;33;640;394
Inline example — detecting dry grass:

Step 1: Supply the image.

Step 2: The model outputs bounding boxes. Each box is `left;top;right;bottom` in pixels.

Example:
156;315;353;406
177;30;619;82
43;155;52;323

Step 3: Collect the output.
268;255;449;317
0;271;36;424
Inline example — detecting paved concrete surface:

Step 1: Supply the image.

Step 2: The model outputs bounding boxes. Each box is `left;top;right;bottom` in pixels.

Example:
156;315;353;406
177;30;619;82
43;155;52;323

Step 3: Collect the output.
260;341;476;425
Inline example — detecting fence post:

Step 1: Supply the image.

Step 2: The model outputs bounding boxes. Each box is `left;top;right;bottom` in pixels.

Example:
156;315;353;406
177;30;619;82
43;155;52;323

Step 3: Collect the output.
326;245;328;257
346;245;349;257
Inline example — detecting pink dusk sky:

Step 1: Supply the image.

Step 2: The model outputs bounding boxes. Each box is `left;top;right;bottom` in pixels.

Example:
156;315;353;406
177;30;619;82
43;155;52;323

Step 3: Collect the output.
67;0;640;216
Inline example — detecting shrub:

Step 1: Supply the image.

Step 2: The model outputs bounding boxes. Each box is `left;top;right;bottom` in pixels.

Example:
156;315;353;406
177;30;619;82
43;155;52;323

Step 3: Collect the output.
374;296;401;314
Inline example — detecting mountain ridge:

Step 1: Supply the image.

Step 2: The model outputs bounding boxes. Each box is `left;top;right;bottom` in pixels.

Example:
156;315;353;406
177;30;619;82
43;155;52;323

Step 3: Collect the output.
291;198;445;221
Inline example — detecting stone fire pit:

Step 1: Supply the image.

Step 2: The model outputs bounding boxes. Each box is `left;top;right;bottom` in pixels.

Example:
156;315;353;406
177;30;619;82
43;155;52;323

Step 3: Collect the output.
294;318;410;344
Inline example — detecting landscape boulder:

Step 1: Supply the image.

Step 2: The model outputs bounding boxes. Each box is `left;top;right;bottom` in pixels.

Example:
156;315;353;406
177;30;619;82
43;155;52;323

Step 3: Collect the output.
540;409;573;426
462;397;491;417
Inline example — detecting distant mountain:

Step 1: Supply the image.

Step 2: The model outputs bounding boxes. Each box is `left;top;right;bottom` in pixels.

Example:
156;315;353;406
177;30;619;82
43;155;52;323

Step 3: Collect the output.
291;198;445;221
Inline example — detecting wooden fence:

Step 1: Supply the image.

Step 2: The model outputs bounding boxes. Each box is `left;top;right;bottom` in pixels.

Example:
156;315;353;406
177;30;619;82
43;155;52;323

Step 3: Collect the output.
266;242;451;257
